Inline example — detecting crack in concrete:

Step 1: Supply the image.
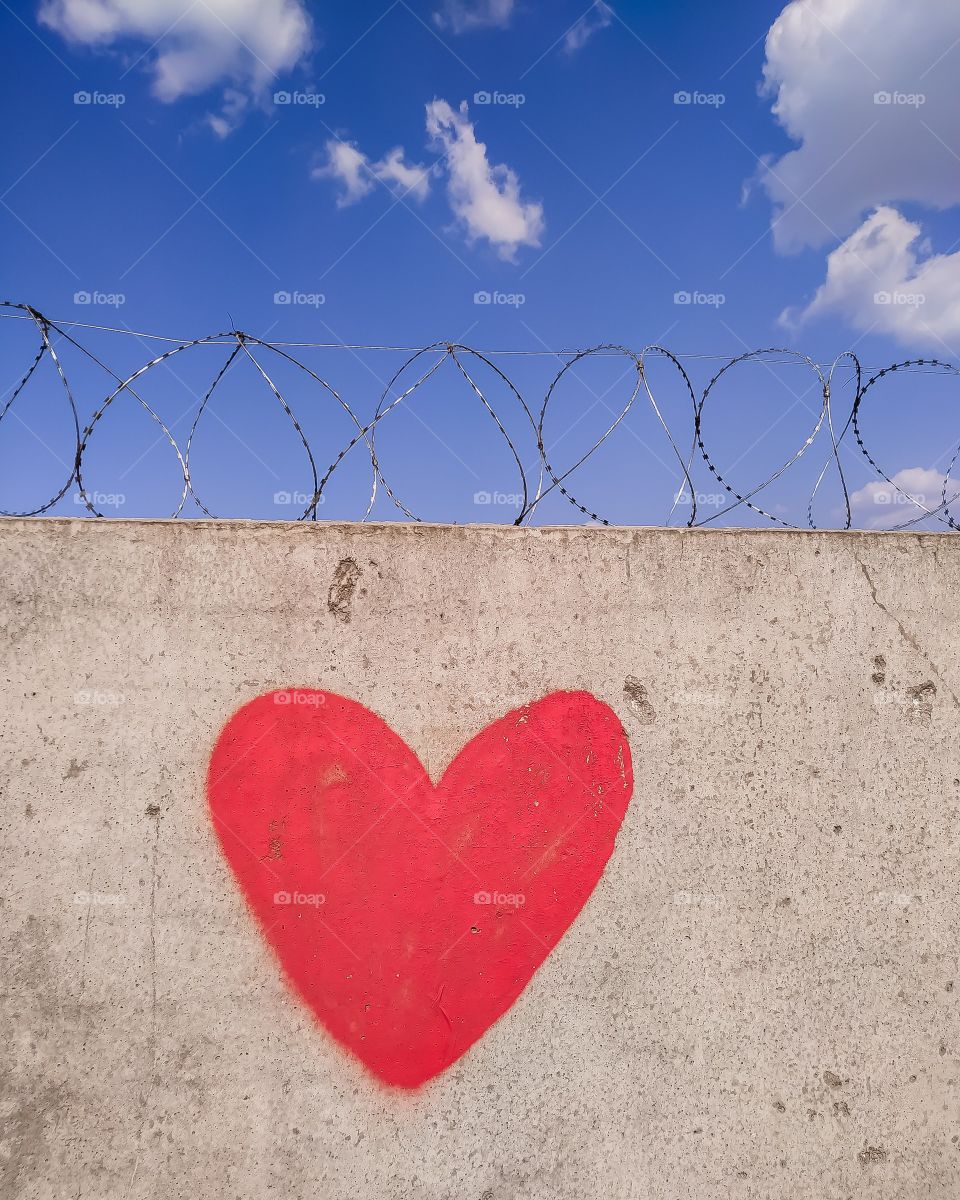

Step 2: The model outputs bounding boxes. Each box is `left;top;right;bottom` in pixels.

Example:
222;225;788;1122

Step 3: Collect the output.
857;558;960;710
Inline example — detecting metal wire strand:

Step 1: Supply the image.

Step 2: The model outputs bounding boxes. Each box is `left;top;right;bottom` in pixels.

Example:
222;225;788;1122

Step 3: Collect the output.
1;303;958;530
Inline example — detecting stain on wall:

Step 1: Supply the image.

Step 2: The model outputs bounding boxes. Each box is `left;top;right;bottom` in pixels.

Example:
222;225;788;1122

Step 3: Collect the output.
623;676;656;725
327;558;362;624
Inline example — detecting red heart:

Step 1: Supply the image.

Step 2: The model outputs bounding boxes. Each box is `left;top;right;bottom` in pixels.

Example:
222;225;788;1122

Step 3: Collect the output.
207;689;632;1089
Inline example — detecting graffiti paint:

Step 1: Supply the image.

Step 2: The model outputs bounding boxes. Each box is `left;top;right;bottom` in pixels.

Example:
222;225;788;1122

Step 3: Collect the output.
207;689;633;1089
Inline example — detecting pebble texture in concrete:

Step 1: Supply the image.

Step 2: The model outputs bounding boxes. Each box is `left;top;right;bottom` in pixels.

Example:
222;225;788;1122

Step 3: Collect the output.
1;518;959;1200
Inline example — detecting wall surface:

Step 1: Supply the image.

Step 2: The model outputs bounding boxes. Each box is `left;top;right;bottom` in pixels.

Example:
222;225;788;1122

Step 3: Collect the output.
2;518;959;1200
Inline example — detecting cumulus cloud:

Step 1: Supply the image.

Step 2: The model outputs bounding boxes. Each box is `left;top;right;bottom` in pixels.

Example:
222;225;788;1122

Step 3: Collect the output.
760;0;960;252
312;139;431;207
314;101;543;261
426;99;544;260
433;0;515;33
781;206;960;350
849;467;960;529
38;0;311;131
563;1;613;55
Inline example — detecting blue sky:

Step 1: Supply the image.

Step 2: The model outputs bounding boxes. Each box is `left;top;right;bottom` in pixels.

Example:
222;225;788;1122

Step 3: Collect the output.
3;0;960;527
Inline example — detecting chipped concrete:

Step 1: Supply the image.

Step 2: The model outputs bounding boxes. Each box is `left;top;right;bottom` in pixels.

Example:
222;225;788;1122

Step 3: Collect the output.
1;519;960;1200
327;557;362;624
622;675;656;725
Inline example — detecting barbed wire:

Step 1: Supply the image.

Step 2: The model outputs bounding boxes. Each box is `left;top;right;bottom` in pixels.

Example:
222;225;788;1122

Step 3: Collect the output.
2;300;958;531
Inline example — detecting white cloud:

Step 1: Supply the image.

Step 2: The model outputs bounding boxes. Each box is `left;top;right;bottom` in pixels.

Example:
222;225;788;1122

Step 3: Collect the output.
374;147;433;203
781;206;960;350
38;0;311;129
850;467;960;529
760;0;960;252
433;0;515;33
563;1;613;55
312;139;431;207
205;87;249;139
313;141;376;207
426;99;544;260
313;101;541;260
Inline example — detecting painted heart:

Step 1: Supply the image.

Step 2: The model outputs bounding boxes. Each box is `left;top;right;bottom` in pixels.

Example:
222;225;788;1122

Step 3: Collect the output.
207;689;633;1089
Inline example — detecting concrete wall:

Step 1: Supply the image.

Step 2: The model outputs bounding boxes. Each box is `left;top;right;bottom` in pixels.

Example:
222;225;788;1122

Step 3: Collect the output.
2;518;959;1200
